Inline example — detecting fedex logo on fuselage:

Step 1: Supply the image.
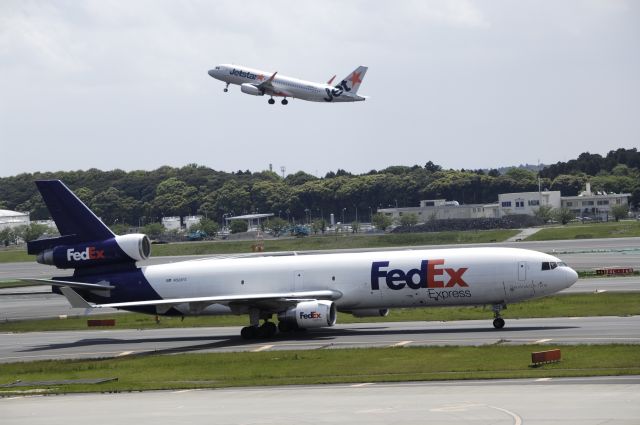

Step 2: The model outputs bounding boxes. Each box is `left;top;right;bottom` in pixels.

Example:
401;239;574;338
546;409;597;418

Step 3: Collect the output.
66;247;105;262
371;259;468;290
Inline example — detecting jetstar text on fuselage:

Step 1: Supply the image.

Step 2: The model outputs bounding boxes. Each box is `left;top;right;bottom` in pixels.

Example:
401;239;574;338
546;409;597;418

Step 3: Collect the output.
229;68;258;80
371;259;468;290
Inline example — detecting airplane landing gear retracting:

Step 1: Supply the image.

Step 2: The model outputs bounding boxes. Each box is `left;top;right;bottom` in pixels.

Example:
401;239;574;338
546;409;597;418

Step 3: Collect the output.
492;303;506;329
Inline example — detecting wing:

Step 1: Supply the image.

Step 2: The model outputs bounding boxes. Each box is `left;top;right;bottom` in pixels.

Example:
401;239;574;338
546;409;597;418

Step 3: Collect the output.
256;71;293;97
58;286;342;315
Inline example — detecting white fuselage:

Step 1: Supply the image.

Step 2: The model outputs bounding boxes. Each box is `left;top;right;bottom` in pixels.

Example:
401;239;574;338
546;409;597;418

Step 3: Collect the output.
140;247;577;316
208;64;366;103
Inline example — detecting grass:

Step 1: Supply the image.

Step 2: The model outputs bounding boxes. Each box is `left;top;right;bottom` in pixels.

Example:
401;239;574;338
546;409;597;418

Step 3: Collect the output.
0;280;34;288
0;230;519;264
526;221;640;241
0;344;638;395
2;292;638;333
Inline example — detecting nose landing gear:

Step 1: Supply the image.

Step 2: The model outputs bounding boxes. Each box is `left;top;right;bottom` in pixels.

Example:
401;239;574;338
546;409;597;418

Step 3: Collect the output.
223;83;229;93
492;303;506;329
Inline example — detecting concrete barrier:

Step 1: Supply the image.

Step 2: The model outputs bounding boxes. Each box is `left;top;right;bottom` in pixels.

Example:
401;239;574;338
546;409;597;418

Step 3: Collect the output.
531;349;561;366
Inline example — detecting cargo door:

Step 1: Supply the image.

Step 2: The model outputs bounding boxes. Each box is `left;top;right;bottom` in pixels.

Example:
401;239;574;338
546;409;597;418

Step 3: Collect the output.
507;261;534;301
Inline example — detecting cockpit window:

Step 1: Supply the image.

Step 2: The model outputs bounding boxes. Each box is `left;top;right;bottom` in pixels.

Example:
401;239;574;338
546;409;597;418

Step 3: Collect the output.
542;262;550;270
541;261;558;271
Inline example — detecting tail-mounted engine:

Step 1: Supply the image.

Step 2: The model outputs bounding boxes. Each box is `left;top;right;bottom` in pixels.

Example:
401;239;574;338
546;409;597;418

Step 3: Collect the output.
33;234;151;269
277;300;337;329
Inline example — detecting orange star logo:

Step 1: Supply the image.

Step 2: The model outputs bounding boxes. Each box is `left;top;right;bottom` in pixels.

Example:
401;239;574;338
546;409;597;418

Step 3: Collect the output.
257;74;265;81
349;71;362;87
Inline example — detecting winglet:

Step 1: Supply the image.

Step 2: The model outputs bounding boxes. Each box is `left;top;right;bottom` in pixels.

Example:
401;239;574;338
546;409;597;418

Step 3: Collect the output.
60;286;95;309
266;71;277;83
327;75;336;85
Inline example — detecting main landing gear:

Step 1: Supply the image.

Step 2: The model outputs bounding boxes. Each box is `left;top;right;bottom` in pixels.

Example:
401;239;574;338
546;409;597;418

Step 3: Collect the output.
492;303;506;329
267;97;289;105
240;308;277;339
223;83;229;93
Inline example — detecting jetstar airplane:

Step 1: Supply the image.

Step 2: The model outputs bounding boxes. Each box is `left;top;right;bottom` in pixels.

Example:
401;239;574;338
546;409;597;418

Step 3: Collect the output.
23;181;578;339
207;64;368;105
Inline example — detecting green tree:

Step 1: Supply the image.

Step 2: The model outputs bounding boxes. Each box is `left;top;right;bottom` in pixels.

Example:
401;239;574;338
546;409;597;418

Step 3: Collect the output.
398;213;419;228
351;221;360;233
230;220;248;234
311;219;326;235
152;178;197;217
553;208;574;225
611;204;629;221
142;222;165;239
372;212;393;231
109;223;129;235
13;223;52;242
534;205;554;223
192;218;219;236
265;217;288;236
0;227;18;246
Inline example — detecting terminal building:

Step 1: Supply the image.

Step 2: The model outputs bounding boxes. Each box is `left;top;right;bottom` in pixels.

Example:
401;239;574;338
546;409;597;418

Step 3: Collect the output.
0;209;30;231
378;183;630;224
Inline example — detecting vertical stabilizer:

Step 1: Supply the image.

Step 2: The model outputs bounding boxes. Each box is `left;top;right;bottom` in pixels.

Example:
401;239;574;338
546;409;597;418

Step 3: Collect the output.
35;180;114;242
338;66;368;94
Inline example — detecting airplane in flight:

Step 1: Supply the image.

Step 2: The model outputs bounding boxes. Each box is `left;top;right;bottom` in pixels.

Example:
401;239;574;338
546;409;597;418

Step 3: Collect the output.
207;64;368;105
24;180;578;339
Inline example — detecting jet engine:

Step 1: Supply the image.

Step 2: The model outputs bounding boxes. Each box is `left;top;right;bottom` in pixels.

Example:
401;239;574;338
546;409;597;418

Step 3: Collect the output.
350;308;389;318
240;84;263;96
277;300;336;329
36;234;151;269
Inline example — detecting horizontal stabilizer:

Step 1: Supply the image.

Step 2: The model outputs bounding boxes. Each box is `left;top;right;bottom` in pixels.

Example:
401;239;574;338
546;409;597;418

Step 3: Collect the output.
60;286;95;309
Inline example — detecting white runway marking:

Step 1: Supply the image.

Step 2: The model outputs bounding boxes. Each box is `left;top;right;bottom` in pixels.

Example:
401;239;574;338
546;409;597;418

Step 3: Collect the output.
350;383;374;387
390;340;412;347
487;405;523;425
536;377;552;382
116;351;134;357
252;344;273;352
533;338;552;344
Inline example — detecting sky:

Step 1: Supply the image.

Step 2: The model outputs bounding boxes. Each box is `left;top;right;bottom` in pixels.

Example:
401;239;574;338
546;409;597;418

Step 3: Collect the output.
1;0;639;177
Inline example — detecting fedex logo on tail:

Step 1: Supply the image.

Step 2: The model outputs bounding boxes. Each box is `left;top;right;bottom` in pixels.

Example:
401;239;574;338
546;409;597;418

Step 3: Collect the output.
371;259;468;290
66;246;106;262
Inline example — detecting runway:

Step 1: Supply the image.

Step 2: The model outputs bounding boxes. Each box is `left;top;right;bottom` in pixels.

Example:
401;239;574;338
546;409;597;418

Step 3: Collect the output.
2;376;639;424
1;316;638;363
1;276;637;322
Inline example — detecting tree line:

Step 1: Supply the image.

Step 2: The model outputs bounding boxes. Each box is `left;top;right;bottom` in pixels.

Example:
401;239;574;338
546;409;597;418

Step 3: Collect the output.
0;148;638;228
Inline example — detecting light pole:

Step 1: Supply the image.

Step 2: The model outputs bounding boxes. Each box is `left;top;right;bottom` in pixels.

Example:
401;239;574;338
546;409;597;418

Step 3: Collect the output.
342;207;346;224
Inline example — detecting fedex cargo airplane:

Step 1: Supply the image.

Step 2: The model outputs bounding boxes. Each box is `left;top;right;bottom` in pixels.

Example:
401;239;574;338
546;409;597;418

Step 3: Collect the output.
24;181;578;339
207;64;368;105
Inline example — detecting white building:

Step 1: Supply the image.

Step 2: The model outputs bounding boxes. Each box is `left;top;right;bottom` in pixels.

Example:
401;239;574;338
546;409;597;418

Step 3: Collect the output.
561;183;631;221
0;209;30;231
161;216;181;231
498;191;561;217
378;199;499;224
184;215;203;230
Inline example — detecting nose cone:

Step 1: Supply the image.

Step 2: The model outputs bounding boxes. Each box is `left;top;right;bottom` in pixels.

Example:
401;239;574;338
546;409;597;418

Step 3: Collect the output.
208;69;216;78
565;267;579;288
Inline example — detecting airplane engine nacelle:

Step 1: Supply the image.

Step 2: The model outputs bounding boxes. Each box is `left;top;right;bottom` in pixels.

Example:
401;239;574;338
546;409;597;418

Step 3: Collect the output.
240;83;263;96
278;300;337;329
350;308;389;318
36;234;151;269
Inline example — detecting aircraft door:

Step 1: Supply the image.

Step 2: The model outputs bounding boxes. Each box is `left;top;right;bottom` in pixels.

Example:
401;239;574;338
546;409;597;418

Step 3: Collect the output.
294;270;304;292
507;261;534;301
518;261;527;281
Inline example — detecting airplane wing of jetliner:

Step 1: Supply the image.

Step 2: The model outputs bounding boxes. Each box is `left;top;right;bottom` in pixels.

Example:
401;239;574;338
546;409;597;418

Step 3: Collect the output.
57;286;342;315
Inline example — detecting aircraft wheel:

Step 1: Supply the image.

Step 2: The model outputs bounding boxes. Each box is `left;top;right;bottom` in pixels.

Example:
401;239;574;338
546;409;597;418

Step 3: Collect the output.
278;321;293;333
261;321;277;338
223;88;228;92
493;317;505;329
268;98;275;105
281;99;288;105
241;326;258;339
